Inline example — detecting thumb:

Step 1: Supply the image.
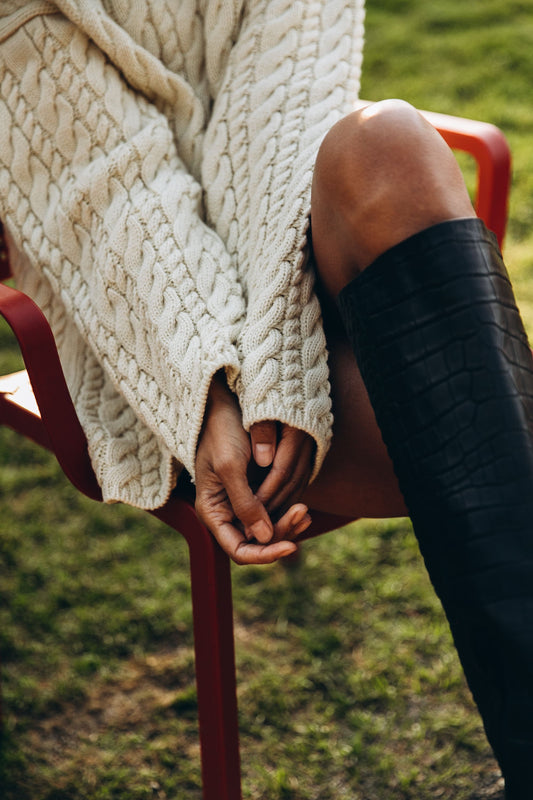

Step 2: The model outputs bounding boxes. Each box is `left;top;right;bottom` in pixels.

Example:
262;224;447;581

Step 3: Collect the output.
250;420;278;468
225;469;274;544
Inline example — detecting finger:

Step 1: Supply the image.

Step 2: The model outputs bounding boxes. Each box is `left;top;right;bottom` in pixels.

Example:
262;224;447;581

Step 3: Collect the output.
293;514;313;537
272;503;311;541
195;455;273;545
222;463;274;543
216;521;298;565
256;432;314;514
250;420;278;467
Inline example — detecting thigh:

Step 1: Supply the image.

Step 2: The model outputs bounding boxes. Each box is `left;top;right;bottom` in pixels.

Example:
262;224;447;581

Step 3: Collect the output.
301;303;407;520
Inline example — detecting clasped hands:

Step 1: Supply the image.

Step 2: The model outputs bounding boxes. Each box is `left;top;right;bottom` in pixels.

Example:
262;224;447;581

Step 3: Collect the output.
195;372;315;564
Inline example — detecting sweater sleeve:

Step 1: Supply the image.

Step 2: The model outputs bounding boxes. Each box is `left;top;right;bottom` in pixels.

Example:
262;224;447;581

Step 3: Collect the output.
0;13;245;500
201;0;365;479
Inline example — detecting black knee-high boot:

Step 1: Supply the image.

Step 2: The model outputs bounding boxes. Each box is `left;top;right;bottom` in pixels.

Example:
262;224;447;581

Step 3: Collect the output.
337;217;533;799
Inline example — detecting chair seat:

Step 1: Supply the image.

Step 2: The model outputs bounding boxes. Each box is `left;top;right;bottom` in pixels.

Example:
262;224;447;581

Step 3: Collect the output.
0;369;40;416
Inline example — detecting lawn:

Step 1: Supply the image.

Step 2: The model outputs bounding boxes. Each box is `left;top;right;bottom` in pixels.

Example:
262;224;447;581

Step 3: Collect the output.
1;1;532;798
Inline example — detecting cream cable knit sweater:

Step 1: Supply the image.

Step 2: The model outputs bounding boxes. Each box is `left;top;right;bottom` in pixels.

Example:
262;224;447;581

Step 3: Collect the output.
0;0;365;509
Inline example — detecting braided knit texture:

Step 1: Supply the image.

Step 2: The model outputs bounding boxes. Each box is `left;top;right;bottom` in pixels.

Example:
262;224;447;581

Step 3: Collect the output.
0;0;364;508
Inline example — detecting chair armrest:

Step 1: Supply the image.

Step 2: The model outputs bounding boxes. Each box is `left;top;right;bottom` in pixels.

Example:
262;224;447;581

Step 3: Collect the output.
0;281;102;500
421;109;511;249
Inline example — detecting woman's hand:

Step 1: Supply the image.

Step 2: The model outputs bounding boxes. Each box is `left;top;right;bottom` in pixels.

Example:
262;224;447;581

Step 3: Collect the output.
249;421;316;519
195;374;312;565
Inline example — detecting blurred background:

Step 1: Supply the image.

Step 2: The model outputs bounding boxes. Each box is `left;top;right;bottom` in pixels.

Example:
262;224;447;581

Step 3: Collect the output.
1;1;531;798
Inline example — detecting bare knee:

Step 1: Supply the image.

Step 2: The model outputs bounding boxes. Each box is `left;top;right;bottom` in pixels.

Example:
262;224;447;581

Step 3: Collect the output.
311;99;475;295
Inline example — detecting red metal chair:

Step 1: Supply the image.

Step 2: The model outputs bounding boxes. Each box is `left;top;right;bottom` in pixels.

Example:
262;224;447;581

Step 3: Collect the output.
0;108;511;800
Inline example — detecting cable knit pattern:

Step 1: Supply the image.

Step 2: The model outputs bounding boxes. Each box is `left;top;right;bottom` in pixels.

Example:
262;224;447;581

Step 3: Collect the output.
0;0;365;509
203;0;364;472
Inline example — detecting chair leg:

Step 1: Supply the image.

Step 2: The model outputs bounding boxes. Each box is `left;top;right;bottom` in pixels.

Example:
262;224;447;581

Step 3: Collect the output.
152;500;242;800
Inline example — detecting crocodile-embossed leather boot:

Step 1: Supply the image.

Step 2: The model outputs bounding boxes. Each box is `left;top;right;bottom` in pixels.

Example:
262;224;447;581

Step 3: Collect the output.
337;217;533;799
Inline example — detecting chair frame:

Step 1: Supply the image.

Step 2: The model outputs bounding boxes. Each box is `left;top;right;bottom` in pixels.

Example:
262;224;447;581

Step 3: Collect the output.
0;108;511;800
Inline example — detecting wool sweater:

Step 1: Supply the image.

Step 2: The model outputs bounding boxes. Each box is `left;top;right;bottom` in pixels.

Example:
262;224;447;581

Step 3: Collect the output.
0;0;365;509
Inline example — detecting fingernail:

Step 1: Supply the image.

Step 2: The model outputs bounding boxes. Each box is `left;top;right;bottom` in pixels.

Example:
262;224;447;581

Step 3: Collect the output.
254;443;274;467
294;514;312;534
249;520;272;543
280;543;298;557
289;504;308;525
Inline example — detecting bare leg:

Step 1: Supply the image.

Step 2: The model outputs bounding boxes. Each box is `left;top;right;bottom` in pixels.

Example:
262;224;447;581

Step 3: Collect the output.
301;316;407;519
302;99;474;519
311;99;474;293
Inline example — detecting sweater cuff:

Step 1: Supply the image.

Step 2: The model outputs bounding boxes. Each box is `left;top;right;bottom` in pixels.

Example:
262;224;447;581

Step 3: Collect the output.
240;388;333;483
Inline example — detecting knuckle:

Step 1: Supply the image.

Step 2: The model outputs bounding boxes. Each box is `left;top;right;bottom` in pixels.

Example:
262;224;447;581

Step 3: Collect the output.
214;458;232;477
271;463;293;483
251;420;276;441
194;497;208;522
252;420;270;431
232;496;259;523
214;455;240;478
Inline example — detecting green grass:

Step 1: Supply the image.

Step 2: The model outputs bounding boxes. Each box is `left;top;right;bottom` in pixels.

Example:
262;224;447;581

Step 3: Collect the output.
2;1;531;797
361;0;533;331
